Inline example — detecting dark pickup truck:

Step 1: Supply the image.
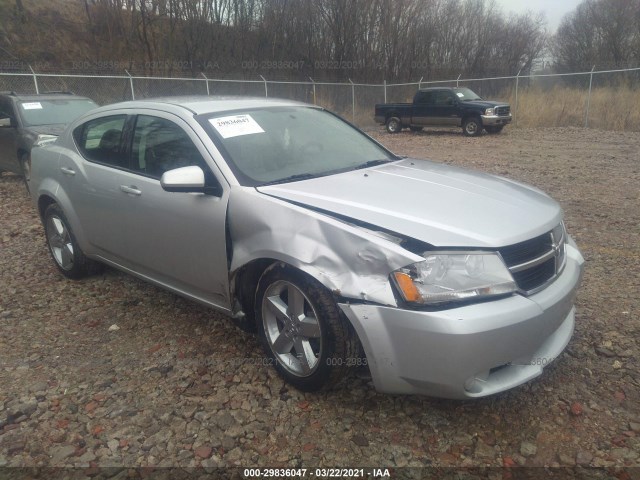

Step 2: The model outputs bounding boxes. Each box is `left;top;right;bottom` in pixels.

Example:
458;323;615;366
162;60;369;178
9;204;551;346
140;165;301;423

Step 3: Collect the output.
374;87;512;136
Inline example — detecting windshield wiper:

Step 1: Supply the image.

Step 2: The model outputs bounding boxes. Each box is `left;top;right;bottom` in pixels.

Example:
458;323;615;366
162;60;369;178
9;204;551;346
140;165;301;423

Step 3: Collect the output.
260;159;394;186
353;159;393;170
259;173;320;186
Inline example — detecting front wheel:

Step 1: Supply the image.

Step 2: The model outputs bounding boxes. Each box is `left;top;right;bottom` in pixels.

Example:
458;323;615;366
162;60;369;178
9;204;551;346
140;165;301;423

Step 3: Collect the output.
462;116;483;137
485;125;504;134
255;264;360;391
385;116;402;134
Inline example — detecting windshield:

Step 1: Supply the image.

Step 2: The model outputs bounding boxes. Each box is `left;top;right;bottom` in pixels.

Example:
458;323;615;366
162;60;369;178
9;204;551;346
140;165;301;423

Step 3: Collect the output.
201;107;396;186
453;88;482;101
18;99;98;126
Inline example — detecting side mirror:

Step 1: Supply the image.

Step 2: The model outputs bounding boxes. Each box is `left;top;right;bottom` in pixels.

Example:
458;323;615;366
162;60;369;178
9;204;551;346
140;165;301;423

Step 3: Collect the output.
160;165;222;196
161;165;205;193
0;117;13;128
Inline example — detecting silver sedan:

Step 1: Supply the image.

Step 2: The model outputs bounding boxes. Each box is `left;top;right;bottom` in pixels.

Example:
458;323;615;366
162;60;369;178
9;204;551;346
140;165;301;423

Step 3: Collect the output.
29;97;584;398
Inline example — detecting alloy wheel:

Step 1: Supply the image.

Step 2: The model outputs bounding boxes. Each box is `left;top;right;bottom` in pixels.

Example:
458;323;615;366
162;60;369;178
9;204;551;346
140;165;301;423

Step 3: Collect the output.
46;215;74;271
262;280;322;377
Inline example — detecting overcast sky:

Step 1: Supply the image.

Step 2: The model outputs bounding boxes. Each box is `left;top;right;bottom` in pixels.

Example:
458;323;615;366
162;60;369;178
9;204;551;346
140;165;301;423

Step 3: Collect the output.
492;0;583;33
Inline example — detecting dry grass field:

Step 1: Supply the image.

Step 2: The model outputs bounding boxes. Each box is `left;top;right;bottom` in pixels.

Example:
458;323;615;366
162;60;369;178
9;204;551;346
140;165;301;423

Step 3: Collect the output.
511;85;640;131
353;84;640;132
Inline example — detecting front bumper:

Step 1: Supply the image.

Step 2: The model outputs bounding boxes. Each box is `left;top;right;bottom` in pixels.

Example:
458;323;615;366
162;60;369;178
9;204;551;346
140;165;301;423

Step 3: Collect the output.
339;239;584;399
481;114;512;126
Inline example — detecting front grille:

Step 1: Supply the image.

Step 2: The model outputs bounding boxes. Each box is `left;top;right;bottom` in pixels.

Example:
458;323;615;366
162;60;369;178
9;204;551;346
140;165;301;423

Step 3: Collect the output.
498;232;552;265
495;105;511;116
498;224;566;294
512;257;556;291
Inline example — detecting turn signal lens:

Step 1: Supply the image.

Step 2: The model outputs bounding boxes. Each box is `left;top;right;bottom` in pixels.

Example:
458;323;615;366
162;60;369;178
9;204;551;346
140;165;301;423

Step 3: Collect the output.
392;271;423;303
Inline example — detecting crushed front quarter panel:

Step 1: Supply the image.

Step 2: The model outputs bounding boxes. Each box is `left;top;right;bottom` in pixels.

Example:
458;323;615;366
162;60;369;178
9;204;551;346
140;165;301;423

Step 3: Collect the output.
227;186;423;306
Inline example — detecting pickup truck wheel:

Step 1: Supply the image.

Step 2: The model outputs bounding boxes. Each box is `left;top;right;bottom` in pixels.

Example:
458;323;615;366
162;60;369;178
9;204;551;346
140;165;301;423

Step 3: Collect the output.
485;125;504;134
385;117;402;134
409;126;423;132
463;116;482;137
255;263;359;391
44;203;103;279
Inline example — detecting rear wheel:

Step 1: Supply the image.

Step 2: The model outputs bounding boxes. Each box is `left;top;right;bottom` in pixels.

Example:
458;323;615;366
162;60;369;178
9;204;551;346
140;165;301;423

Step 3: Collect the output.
385;116;402;134
485;125;504;134
462;116;483;137
255;264;359;391
44;203;102;279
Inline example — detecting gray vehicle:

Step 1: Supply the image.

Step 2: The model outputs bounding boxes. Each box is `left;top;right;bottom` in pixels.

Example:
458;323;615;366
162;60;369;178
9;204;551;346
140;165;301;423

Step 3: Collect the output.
29;97;584;399
0;92;98;191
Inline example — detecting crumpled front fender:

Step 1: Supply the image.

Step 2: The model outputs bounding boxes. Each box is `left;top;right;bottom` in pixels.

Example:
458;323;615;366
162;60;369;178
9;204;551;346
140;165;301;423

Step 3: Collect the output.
228;187;422;306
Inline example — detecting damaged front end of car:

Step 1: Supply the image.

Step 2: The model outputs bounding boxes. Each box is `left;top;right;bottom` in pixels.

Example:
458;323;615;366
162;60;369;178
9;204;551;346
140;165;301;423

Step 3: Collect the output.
226;185;584;398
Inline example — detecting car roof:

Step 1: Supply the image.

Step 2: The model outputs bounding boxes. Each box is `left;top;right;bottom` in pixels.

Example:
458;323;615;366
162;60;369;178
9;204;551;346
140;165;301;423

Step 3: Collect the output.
1;92;95;102
94;95;312;116
418;87;456;92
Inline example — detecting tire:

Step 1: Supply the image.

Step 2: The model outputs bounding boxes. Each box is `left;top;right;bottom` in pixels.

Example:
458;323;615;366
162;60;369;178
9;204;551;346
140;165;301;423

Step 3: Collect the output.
409;126;423;132
255;263;360;392
462;116;483;137
385;116;402;134
43;203;102;279
20;153;31;195
485;125;504;134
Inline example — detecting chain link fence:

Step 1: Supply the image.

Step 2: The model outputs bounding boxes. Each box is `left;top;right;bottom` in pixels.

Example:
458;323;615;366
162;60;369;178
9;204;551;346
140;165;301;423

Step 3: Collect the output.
2;67;639;130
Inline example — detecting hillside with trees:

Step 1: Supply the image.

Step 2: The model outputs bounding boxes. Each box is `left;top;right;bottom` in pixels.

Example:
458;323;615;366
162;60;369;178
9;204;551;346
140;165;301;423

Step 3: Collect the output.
1;0;549;80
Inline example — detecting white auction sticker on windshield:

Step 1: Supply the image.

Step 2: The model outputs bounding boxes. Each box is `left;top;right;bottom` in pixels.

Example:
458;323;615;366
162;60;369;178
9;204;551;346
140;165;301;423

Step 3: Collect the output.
456;92;464;98
210;114;265;139
22;102;43;110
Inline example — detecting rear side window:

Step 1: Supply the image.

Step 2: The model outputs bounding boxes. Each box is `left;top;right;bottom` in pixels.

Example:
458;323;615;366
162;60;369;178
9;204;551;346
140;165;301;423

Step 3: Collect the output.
415;91;432;104
73;115;127;168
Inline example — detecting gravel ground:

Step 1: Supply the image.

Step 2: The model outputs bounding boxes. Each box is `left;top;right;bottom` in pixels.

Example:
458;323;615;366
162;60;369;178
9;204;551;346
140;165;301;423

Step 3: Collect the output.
0;126;639;474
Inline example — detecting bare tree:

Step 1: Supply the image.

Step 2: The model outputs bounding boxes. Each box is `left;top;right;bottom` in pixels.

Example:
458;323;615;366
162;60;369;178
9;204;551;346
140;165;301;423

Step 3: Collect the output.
1;0;552;80
553;0;640;71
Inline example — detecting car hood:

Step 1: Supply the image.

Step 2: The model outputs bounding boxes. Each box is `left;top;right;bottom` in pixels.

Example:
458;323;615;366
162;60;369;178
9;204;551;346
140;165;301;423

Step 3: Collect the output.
257;159;562;248
461;100;508;109
25;124;66;136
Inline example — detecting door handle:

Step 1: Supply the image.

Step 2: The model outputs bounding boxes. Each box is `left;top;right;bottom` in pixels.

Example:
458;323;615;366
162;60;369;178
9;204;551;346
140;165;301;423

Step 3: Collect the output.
120;185;142;196
60;167;76;176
